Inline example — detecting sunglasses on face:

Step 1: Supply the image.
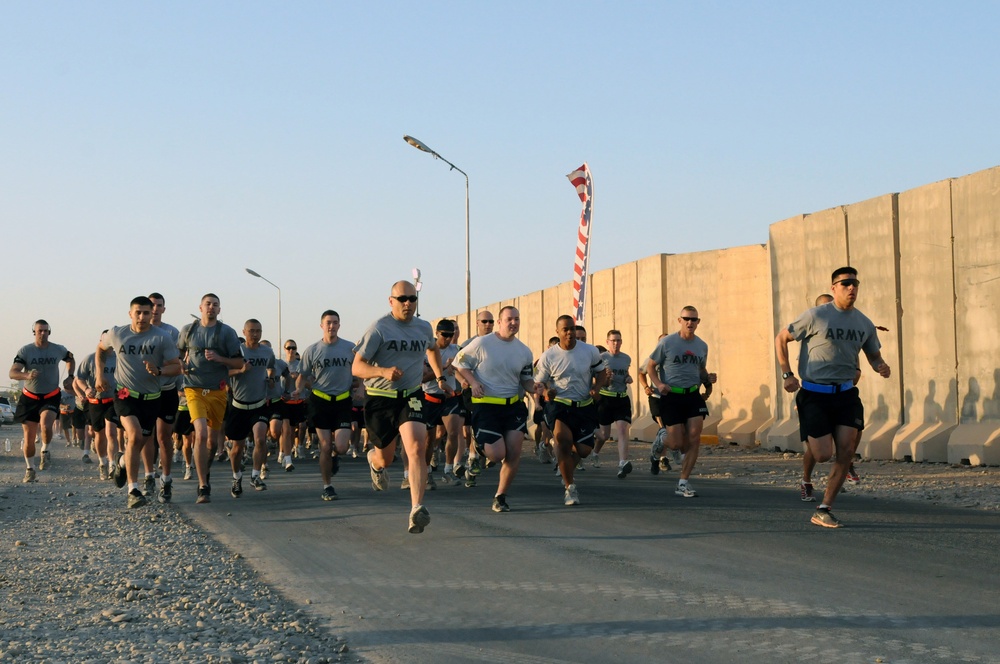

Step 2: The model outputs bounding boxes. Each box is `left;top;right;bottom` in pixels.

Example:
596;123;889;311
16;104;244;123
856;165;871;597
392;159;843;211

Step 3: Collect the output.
479;320;494;324
392;295;418;303
681;316;700;322
438;332;455;338
285;346;297;351
834;279;860;287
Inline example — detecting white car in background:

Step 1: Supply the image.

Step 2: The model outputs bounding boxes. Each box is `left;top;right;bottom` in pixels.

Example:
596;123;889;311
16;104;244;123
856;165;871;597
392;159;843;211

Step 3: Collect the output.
0;402;13;424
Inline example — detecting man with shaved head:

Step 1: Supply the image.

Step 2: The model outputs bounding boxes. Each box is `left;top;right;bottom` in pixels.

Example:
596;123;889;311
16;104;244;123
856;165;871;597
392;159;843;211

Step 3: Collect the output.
353;280;451;534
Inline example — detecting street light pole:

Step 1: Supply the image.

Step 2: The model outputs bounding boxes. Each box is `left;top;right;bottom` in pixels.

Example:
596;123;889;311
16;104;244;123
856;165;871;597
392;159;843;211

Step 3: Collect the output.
245;268;281;350
403;135;471;339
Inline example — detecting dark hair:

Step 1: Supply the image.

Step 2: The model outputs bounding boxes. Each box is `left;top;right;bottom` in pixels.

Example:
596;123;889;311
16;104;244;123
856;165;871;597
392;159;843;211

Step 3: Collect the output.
596;345;607;353
148;292;165;303
245;318;261;327
321;310;340;320
436;319;457;332
130;296;153;308
34;319;49;328
607;329;621;338
548;336;559;345
201;293;220;303
498;305;518;318
556;315;575;328
831;266;857;283
815;294;833;306
574;325;587;333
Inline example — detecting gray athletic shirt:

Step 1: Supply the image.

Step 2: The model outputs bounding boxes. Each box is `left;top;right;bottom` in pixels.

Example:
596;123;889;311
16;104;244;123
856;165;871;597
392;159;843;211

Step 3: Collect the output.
534;342;606;402
177;321;243;390
454;334;534;399
77;351;117;399
639;354;660;399
14;343;72;394
354;313;435;392
649;333;708;388
787;303;880;384
230;344;275;403
601;351;632;393
423;344;460;395
299;338;355;396
105;325;179;394
268;358;289;401
153;322;180;390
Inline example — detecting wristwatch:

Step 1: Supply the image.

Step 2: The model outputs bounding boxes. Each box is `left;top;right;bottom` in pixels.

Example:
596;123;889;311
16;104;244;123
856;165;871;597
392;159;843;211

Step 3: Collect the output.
781;371;794;380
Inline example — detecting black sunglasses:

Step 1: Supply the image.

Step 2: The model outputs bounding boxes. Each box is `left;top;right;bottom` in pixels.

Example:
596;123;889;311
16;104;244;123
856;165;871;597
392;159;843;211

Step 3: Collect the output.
834;278;860;287
285;346;297;350
393;295;419;303
479;319;494;324
681;316;700;322
438;332;455;338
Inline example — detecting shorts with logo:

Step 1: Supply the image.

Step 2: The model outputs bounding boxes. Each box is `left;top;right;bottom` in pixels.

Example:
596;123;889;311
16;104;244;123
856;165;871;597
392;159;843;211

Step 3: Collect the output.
184;388;228;431
114;394;160;436
174;408;193;436
423;393;466;427
266;400;283;422
365;390;426;449
660;391;709;427
543;400;598;447
87;399;116;429
598;394;632;425
307;392;353;431
469;400;528;449
157;388;179;424
71;406;87;429
281;400;307;426
796;387;864;439
224;400;270;440
14;390;61;424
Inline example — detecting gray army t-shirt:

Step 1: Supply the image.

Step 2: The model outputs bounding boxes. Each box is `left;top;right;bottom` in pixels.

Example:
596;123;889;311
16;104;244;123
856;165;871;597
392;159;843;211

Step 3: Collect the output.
534;342;606;402
177;321;243;390
601;351;632;393
299;338;355;396
454;333;533;399
14;343;71;394
105;325;179;395
153;322;180;390
649;333;708;388
77;351;117;399
423;344;460;395
230;344;275;403
354;313;435;392
787;303;880;384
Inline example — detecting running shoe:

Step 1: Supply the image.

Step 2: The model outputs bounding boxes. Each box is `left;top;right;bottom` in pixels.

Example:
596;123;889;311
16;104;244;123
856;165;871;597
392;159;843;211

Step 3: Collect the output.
350;447;359;459
143;476;156;497
99;464;109;481
331;454;340;476
370;465;388;491
650;456;660;475
250;476;267;491
591;453;601;468
675;481;697;498
659;457;671;472
113;461;127;489
183;465;193;481
564;483;580;506
216;449;228;463
196;485;211;504
260;463;269;480
23;468;37;483
82;453;92;464
492;494;510;513
671;449;683;466
284;460;295;472
158;479;173;504
440;471;456;485
231;477;243;498
536;444;548;464
40;450;51;470
464;473;477;488
321;485;337;501
576;461;585;472
454;464;466;479
800;481;816;502
127;489;147;509
408;505;430;534
811;507;842;528
485;459;497;469
469;456;482;476
846;464;860;484
400;476;410;490
652;427;666;458
426;472;437;491
617;460;633;479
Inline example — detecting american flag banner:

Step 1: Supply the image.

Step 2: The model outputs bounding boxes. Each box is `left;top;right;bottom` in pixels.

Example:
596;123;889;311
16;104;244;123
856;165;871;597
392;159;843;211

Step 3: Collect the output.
567;163;593;323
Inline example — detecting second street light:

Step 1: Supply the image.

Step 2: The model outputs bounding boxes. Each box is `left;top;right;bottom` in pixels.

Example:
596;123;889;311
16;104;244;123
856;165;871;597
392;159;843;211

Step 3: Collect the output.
403;135;471;338
245;268;281;350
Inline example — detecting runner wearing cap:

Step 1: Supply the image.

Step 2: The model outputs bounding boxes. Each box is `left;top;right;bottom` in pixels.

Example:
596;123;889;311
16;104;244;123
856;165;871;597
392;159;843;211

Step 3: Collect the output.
418;319;463;489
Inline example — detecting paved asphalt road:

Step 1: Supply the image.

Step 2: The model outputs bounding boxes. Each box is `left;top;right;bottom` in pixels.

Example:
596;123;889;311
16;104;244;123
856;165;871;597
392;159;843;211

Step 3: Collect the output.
174;448;1000;664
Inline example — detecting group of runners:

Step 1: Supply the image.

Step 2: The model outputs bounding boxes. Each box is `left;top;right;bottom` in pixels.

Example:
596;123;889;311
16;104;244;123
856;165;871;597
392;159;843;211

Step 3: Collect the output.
8;266;889;532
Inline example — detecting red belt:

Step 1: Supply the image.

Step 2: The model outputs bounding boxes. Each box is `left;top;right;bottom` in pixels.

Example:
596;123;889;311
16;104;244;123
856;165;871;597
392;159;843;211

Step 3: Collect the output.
23;388;60;400
424;393;444;404
88;397;114;405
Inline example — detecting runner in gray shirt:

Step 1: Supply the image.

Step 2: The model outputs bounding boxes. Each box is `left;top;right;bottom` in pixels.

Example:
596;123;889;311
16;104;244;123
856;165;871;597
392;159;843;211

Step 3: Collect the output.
148;292;183;502
352;280;449;534
97;296;182;509
224;319;275;497
417;321;462;489
297;310;355;501
75;335;118;480
776;267;890;528
458;310;493;475
9;319;75;481
647;306;718;498
534;315;609;506
454;305;535;512
593;330;635;478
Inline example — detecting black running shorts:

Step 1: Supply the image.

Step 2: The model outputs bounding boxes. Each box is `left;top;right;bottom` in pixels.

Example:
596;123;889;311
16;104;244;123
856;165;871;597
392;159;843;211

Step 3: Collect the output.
796;387;864;440
365;391;426;449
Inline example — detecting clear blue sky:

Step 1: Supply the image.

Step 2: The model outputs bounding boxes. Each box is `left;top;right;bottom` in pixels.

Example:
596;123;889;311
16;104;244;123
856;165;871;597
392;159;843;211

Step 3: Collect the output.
3;1;998;373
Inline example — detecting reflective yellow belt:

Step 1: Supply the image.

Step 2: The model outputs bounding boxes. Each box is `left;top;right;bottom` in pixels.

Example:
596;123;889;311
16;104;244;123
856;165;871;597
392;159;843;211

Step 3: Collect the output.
553;397;594;407
598;390;628;398
366;387;419;399
668;385;700;395
120;388;161;401
471;395;521;405
312;389;351;402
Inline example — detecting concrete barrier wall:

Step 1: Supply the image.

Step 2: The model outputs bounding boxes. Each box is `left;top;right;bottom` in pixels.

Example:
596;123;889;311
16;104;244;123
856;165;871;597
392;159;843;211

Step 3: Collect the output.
444;164;1000;464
